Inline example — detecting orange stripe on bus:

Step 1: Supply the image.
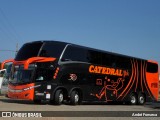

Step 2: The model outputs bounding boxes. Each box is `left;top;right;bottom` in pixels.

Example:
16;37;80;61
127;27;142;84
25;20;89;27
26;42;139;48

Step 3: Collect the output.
135;60;139;92
141;61;144;92
117;59;134;99
12;57;56;70
121;60;137;100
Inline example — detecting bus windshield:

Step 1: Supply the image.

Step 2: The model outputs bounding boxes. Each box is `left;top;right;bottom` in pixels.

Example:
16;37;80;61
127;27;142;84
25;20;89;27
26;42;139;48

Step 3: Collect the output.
9;66;34;84
15;41;66;61
15;42;43;61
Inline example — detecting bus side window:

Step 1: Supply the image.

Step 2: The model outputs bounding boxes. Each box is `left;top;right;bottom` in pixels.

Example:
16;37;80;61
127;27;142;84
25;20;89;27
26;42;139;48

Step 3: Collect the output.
39;42;66;58
147;62;158;73
35;69;45;81
101;53;111;66
36;68;53;81
111;55;117;68
62;45;89;62
36;76;44;81
88;50;101;65
116;56;129;69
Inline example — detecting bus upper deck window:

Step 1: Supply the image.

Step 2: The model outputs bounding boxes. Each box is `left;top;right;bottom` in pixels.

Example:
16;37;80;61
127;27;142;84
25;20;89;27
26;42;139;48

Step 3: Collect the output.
147;62;158;73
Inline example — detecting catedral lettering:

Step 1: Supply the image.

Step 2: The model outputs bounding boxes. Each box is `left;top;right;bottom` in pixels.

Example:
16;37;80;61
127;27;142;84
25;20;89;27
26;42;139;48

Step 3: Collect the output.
0;41;159;106
89;65;123;76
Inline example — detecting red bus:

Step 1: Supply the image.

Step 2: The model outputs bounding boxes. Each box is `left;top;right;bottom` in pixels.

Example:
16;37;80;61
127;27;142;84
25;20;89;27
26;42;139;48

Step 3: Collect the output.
2;41;159;105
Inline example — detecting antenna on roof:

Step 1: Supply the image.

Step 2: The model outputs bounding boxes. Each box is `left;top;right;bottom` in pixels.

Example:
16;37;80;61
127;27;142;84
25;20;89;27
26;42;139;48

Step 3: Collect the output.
15;43;18;56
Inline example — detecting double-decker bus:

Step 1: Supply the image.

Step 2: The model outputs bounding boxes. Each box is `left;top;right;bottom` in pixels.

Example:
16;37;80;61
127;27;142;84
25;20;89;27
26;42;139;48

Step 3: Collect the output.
4;41;159;105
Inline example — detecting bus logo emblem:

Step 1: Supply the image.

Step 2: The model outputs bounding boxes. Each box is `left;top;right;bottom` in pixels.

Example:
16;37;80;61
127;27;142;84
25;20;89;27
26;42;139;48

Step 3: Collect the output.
68;74;77;81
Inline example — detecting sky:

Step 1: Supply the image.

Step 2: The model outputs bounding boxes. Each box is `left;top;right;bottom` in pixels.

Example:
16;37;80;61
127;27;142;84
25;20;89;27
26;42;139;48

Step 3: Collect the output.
0;0;160;64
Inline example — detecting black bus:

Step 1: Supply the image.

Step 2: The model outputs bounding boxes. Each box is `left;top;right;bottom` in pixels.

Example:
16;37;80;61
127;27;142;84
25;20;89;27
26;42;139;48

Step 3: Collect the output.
5;41;159;105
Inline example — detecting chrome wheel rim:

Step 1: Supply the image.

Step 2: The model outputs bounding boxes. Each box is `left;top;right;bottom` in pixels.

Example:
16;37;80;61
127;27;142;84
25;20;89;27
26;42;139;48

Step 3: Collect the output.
75;94;79;103
59;93;63;103
131;96;136;104
139;96;144;104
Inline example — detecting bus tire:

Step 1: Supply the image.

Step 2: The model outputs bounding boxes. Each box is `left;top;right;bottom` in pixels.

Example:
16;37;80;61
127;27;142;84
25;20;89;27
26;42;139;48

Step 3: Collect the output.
138;93;146;105
129;93;137;105
70;90;80;105
54;90;64;105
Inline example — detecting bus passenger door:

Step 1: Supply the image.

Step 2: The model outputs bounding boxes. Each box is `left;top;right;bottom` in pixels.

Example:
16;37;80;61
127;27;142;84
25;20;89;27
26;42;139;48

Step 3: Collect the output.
34;68;53;100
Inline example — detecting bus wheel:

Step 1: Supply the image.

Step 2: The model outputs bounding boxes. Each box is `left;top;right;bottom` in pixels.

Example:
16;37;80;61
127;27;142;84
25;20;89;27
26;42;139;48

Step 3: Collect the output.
54;90;64;105
70;91;80;105
129;93;137;105
138;93;145;105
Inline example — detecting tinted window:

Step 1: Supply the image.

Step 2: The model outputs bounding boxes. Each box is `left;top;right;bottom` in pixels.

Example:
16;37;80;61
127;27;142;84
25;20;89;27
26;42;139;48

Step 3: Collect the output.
116;56;130;69
102;54;117;67
39;42;66;58
110;55;117;67
62;45;89;62
62;45;131;68
147;62;158;73
62;46;103;65
35;68;54;82
88;50;101;65
15;42;43;61
101;53;111;66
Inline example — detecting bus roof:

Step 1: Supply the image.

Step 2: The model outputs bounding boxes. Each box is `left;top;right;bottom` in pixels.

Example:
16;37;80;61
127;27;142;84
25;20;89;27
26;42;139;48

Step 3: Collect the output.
25;40;151;62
